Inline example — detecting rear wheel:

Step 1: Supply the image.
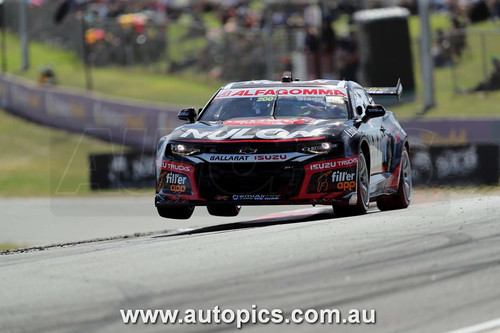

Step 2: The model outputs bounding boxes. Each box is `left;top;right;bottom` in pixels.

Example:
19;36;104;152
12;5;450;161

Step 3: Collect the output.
157;205;194;219
334;151;370;217
377;147;412;211
207;205;241;217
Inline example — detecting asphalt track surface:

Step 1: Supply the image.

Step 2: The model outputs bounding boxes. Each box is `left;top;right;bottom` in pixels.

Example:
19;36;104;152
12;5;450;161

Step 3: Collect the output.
1;189;500;333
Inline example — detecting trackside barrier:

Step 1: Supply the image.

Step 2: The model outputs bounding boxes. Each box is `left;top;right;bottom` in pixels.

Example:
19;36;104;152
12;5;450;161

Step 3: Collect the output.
0;75;182;151
400;119;500;183
411;144;499;186
89;152;155;190
89;144;498;190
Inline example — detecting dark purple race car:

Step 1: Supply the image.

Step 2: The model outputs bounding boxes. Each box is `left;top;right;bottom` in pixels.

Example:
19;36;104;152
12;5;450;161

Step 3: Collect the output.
155;74;411;219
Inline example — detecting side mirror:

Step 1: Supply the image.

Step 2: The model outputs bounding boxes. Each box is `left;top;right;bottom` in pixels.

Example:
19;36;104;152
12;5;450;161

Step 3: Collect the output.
178;107;197;123
362;104;386;123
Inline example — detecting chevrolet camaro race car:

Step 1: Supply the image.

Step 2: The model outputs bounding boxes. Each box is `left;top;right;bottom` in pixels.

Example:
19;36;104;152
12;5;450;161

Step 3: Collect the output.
155;75;412;219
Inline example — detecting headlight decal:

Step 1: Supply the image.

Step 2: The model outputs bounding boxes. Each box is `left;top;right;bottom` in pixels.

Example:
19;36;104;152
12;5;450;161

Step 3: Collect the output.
170;143;201;156
301;142;339;154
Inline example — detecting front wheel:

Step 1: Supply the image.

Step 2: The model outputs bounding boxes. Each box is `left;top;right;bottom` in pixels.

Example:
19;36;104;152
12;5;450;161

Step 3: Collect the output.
157;205;194;219
377;147;412;211
207;205;241;217
334;151;370;217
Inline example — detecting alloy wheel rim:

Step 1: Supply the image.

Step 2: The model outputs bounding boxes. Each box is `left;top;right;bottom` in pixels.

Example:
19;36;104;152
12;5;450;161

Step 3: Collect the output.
358;154;369;207
402;151;412;201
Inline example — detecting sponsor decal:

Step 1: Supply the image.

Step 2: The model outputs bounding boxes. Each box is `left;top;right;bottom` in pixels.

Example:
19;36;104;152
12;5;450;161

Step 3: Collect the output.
317;171;332;192
365;87;387;93
156;171;168;192
169;184;187;193
180;128;324;141
344;128;357;138
331;170;355;182
239;147;258;154
156;160;193;173
210;155;250;162
332;171;356;191
254;154;288;161
201;153;295;163
222;119;311;126
326;96;346;104
215;195;231;201
305;156;358;194
156;161;197;195
308;156;358;171
165;172;188;185
313;170;356;193
159;171;192;194
232;194;281;201
216;88;347;98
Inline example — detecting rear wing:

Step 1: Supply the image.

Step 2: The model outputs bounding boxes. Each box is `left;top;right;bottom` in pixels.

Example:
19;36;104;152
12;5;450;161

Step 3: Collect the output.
364;79;403;102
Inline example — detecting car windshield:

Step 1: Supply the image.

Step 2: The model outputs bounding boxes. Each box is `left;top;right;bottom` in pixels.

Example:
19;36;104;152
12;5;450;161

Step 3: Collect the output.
200;95;348;121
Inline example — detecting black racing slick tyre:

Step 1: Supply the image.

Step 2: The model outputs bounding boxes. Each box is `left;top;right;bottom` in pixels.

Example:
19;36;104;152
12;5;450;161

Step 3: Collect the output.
377;147;412;211
207;205;241;217
334;151;370;217
157;205;194;219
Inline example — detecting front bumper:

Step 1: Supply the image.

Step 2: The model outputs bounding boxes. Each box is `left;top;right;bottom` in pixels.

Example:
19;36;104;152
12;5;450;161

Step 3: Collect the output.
155;154;359;207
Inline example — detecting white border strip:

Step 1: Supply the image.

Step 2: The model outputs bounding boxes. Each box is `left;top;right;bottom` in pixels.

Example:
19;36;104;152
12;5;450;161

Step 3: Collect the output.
445;318;500;333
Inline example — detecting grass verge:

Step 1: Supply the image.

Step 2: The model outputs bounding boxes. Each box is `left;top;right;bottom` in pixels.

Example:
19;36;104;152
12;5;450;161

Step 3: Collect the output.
0;244;24;251
393;17;500;118
0;107;129;196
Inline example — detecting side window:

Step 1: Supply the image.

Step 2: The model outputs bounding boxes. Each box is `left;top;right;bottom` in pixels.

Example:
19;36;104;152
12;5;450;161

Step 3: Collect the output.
353;88;369;117
354;88;376;118
348;90;357;117
357;88;371;107
363;89;374;105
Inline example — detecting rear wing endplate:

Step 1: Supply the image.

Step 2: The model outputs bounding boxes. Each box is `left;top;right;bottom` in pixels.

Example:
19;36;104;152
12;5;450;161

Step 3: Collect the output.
364;79;403;101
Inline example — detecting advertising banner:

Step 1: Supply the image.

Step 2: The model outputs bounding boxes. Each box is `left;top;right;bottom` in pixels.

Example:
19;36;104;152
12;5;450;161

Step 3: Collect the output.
89;152;155;190
411;144;499;186
0;75;182;151
89;144;498;190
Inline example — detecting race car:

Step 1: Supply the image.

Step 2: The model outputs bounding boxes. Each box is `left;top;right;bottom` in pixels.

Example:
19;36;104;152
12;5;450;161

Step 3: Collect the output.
155;74;411;219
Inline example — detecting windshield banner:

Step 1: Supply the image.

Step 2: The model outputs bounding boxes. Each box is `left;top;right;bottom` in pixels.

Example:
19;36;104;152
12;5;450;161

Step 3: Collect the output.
216;87;348;98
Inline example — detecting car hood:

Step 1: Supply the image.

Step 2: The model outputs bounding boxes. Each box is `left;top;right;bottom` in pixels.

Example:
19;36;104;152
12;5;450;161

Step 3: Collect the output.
170;118;351;143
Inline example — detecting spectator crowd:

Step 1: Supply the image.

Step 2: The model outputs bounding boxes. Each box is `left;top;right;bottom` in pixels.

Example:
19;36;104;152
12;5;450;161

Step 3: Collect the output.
13;0;500;81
